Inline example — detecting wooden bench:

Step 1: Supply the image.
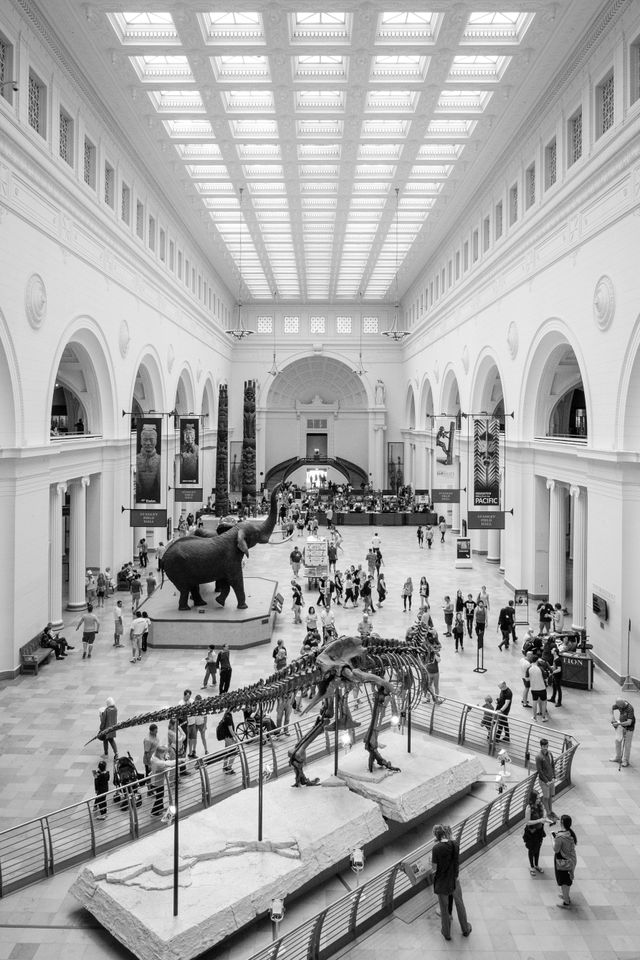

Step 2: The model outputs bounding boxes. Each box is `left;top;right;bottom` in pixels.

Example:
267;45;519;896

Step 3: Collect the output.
20;635;53;675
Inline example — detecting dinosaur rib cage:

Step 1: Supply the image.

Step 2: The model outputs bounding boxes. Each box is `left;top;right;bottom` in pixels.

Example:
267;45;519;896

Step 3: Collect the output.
89;637;430;744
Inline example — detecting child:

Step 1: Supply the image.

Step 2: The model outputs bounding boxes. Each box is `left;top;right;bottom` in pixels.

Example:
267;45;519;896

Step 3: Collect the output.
93;759;110;819
453;611;465;652
480;695;494;735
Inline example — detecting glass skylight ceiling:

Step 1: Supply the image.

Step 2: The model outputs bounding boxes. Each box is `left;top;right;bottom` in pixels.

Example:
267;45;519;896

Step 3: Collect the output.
107;5;536;302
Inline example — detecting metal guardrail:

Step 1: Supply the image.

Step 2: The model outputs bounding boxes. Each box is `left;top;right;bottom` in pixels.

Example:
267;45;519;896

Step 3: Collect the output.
0;698;578;899
250;735;580;960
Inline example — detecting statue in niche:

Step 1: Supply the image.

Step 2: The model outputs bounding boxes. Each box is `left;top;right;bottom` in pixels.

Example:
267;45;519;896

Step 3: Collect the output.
375;379;386;405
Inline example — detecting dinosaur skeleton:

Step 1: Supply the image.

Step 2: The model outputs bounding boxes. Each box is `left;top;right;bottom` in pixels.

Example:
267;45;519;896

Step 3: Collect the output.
91;635;430;787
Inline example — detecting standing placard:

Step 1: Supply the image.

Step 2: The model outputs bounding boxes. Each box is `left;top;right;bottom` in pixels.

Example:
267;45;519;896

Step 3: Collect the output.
514;588;529;625
455;537;472;569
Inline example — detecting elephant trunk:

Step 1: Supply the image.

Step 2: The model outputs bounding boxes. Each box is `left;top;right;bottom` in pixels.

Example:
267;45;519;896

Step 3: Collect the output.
256;482;282;543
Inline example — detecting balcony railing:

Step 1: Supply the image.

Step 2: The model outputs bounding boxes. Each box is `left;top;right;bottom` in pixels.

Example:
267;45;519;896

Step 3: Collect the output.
0;698;578;899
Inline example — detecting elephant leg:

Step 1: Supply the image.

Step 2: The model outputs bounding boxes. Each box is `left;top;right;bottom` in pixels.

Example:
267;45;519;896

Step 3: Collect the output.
178;589;190;611
191;585;207;607
232;578;247;610
216;581;230;606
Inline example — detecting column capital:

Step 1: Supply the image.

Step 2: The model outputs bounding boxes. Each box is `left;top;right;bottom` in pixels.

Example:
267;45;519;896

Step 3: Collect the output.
81;475;91;488
55;482;67;497
569;485;581;499
546;478;556;492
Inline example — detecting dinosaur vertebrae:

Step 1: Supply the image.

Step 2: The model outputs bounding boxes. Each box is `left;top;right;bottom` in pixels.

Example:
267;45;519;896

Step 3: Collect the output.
89;636;429;743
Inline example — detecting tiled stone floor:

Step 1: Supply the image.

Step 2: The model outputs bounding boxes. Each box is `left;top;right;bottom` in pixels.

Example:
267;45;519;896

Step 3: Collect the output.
0;522;638;960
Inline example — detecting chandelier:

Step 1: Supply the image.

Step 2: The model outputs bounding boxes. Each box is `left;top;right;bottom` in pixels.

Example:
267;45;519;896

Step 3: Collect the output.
225;186;254;340
382;187;409;342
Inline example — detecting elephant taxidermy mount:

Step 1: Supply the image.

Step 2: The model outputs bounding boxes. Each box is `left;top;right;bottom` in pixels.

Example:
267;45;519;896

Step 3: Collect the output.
162;483;283;610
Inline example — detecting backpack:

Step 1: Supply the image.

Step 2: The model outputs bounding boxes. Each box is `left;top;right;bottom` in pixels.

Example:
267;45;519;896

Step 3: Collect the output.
216;718;227;741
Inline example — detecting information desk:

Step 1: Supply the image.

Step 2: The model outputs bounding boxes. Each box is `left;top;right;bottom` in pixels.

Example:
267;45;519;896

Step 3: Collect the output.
560;652;594;690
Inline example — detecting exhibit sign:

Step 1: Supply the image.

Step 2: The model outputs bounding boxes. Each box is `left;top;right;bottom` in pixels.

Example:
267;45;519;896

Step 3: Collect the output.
456;538;471;561
467;510;505;529
514;588;529;624
130;508;167;528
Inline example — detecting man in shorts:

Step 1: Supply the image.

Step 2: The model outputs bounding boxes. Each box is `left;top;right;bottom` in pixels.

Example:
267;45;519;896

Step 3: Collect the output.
520;650;534;707
528;658;550;722
75;603;100;659
535;738;557;821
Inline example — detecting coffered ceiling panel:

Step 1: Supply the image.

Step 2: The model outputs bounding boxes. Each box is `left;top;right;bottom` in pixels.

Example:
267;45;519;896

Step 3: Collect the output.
51;2;605;304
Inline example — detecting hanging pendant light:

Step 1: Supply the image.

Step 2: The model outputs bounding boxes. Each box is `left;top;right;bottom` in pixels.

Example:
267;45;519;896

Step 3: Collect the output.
353;291;367;375
382;186;409;342
268;290;280;376
225;186;254;340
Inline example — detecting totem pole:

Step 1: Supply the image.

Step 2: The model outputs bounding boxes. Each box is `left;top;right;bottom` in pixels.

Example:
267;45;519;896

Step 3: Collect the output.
241;379;257;506
215;384;229;516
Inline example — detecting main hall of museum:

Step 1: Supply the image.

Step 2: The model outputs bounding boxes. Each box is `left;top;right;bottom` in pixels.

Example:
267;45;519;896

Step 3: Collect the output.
1;2;640;957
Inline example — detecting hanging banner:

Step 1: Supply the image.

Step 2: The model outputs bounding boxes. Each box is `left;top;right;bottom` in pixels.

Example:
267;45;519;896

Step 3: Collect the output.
135;417;163;505
473;416;500;506
179;417;200;485
434;419;456;465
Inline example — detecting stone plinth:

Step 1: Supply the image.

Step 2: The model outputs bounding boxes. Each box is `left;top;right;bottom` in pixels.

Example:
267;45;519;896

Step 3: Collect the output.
143;577;279;648
337;736;483;822
71;774;387;960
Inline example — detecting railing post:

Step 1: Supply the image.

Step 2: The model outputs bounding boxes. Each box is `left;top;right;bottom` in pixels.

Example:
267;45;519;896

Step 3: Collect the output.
41;817;53;876
237;743;250;787
87;801;97;856
307;910;327;960
196;759;211;807
458;704;470;745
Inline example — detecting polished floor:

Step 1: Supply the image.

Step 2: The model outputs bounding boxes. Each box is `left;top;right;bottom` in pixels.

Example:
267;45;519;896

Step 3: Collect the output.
0;521;638;960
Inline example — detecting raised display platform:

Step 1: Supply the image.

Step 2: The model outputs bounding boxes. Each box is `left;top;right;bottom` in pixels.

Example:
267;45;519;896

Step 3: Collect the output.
142;577;278;649
71;737;481;960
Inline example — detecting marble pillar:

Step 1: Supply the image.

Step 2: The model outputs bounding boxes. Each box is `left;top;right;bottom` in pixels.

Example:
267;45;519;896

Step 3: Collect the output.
67;476;90;610
49;482;67;628
547;479;566;604
570;485;587;630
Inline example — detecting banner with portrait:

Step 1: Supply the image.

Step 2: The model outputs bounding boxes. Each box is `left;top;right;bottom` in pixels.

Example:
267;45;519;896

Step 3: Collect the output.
135;417;162;505
473;416;500;506
179;417;200;485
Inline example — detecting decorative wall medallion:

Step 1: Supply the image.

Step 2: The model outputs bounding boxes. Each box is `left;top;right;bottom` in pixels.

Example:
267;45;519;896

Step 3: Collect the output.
462;345;469;375
507;320;519;359
593;275;615;331
167;343;175;372
25;273;47;329
118;319;130;358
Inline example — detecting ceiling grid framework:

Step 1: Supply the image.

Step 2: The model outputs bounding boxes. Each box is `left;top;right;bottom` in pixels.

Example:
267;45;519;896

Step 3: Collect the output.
50;1;608;306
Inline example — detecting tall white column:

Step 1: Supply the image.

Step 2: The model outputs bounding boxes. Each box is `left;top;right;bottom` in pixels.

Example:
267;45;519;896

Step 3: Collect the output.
547;479;566;604
487;527;500;563
67;476;90;610
49;482;67;628
570;485;587;630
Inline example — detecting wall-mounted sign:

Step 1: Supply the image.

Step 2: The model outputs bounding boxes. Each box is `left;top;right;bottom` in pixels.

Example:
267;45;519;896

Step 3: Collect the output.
467;511;505;530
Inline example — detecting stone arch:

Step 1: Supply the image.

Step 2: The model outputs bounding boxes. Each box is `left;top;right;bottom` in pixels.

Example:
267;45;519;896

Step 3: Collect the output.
439;368;461;418
520;320;591;442
173;365;196;415
266;354;369;408
131;348;166;417
617;312;640;450
406;382;417;429
200;376;216;422
418;376;435;428
0;309;21;448
48;317;116;439
469;351;506;418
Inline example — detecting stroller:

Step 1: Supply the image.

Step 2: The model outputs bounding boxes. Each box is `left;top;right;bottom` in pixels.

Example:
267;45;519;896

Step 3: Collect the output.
113;752;143;809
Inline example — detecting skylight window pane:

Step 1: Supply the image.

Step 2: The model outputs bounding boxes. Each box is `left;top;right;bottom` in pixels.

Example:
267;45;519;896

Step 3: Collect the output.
297;120;344;137
148;91;205;113
436;90;492;112
463;12;534;44
448;55;510;82
230;119;279;137
109;12;179;44
295;90;345;111
294;55;348;81
211;55;270;81
164;119;215;138
200;12;265;45
242;164;283;178
370;54;429;81
290;11;351;44
223;90;275;112
361;119;410;137
377;11;441;44
365;90;418;112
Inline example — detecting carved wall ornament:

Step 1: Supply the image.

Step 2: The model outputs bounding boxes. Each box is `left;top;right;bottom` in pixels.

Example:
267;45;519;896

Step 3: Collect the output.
593;275;615;331
507;320;519;359
25;273;47;329
118;319;130;358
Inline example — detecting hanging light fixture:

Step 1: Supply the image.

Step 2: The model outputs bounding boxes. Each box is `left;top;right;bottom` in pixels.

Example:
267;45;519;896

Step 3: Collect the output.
225;186;254;340
382;186;409;342
353;291;367;375
268;289;280;376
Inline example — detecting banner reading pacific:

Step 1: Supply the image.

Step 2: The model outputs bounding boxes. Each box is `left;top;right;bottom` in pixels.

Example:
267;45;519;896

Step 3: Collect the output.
179;417;200;485
135;417;163;505
473;416;500;506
